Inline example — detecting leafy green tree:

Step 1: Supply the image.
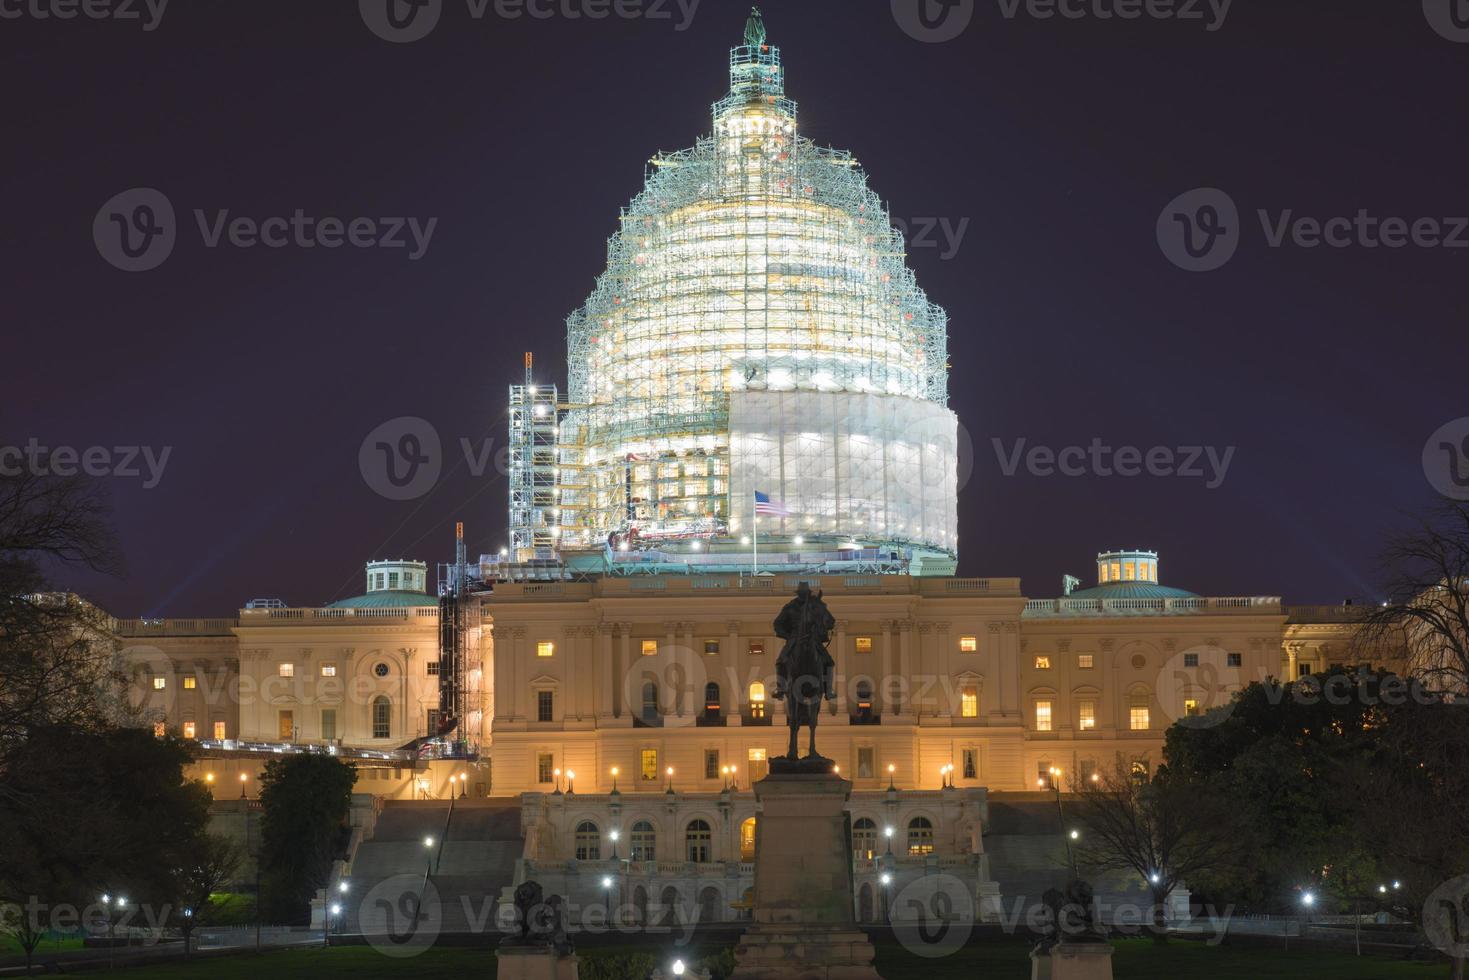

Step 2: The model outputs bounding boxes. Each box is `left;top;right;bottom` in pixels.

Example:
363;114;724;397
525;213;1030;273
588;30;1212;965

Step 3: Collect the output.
257;755;356;924
168;833;241;956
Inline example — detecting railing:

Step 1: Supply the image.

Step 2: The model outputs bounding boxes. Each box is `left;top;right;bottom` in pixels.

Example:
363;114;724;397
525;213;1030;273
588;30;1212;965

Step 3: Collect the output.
238;605;440;622
1023;596;1283;617
116;618;239;636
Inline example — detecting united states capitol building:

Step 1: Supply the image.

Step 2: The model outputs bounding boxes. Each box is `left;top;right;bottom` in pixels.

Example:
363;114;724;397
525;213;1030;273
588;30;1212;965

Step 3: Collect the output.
117;11;1365;927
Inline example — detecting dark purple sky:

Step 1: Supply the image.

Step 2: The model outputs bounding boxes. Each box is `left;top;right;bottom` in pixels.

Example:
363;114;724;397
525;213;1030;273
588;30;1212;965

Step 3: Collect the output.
4;0;1463;616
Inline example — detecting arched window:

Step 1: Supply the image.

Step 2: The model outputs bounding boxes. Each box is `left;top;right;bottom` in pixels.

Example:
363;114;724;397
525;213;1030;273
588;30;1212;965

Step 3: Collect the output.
858;882;874;923
371;695;391;739
853;680;874;723
632;885;648;924
703;682;721;718
852;817;877;860
631;820;656;862
642;682;660;723
574;820;601;861
698;886;721;923
659;885;680;927
906;816;934;856
749;681;766;720
686;818;712;863
739;817;757;860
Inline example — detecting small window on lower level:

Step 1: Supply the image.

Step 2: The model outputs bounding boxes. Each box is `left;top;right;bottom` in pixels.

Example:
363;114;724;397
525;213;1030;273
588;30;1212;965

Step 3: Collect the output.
182;721;196;739
1077;654;1094;669
854;636;873;653
959;636;978;653
1034;656;1052;670
183;676;197;690
748;640;765;655
1227;652;1242;667
537;641;555;658
641;640;658;656
537;753;554;784
703;639;720;655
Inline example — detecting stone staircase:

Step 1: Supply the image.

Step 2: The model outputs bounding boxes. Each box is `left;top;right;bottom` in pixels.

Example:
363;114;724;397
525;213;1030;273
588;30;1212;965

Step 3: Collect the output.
344;799;523;937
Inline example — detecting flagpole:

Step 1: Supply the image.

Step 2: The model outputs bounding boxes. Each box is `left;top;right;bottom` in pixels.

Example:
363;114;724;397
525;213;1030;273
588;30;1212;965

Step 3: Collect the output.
752;491;758;577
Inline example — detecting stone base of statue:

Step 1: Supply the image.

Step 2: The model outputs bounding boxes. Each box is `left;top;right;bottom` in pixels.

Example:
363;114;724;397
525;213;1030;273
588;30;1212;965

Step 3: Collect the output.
496;943;579;980
1029;942;1113;980
730;766;881;980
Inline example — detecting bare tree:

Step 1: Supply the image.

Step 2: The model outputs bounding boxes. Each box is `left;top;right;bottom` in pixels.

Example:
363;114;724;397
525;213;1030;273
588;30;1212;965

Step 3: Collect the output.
1072;760;1237;943
170;834;242;956
1360;500;1469;697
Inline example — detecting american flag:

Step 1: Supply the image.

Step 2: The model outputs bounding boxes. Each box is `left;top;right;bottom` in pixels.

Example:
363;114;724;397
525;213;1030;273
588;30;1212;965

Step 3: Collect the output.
754;491;791;517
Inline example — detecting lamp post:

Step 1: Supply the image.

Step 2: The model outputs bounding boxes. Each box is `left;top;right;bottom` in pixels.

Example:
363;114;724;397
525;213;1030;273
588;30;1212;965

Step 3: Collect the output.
460;771;469;799
665;766;675;794
887;764;896;790
567;770;576;795
884;825;895;856
239;772;248;798
610;766;620;792
880;873;892;924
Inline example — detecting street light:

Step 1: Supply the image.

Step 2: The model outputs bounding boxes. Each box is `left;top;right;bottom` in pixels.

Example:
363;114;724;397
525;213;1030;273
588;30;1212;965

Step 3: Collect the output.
239;772;248;798
567;770;576;794
459;772;468;799
339;881;349;894
887;763;896;790
672;959;686;977
665;766;675;793
884;826;895;855
610;766;620;792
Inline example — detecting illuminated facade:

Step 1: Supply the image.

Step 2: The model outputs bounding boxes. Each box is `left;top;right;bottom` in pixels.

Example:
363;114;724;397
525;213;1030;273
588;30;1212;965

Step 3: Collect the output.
553;10;956;565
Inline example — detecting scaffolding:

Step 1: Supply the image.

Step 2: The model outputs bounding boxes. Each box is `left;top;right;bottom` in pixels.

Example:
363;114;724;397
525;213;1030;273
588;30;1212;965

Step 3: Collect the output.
557;10;955;559
508;353;561;562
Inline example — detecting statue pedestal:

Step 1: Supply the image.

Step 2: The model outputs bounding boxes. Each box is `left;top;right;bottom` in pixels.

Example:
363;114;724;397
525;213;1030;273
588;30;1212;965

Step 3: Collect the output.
730;770;881;980
1029;943;1113;980
497;944;579;980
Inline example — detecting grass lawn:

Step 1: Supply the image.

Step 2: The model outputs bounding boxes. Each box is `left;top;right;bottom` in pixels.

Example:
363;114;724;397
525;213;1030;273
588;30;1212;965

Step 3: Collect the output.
77;939;1445;980
0;934;85;955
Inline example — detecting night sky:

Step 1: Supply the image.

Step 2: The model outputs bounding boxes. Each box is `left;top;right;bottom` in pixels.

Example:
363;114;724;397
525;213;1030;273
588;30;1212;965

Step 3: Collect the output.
4;0;1463;616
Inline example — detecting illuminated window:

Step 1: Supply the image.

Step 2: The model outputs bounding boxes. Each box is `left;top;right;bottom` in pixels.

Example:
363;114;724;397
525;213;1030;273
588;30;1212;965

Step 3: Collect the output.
1099;563;1110;583
749;681;766;720
182;721;196;739
1079;700;1096;730
748;747;769;782
1184;698;1200;717
183;676;197;690
278;663;294;678
740;817;757;860
1110;561;1121;581
857;746;875;778
1035;700;1053;732
906;817;934;856
153;721;166;738
152;677;166;690
962;748;978;780
213;720;226;740
853;817;877;860
959;636;978;653
537;753;554;784
961;685;978;718
703;639;720;655
1131;760;1150;782
1130;696;1150;731
537;641;555;658
641;749;659;782
574;821;601;860
1034;656;1051;670
320;664;336;677
641;640;658;656
278;710;294;740
1078;654;1094;669
854;636;873;653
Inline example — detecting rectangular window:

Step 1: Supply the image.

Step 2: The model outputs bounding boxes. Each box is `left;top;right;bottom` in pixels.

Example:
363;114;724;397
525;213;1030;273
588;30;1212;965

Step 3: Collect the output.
854;636;873;653
1184;652;1199;668
703;639;720;655
537;753;554;784
320;664;336;677
1130;703;1150;731
1298;662;1311;678
1079;700;1096;730
641;640;658;656
278;663;294;678
152;677;167;690
1227;652;1242;667
427;660;441;676
183;676;197;690
961;685;978;718
153;721;166;738
1184;698;1200;717
278;710;294;740
213;720;226;740
1034;656;1052;670
641;748;658;782
537;690;554;722
1079;759;1097;784
182;721;196;739
388;572;399;589
962;748;978;780
704;748;720;780
426;708;439;735
748;747;769;782
748;640;765;655
857;746;875;779
1038;762;1055;790
1077;654;1094;669
1035;700;1053;732
537;641;555;658
321;709;337;742
959;636;978;653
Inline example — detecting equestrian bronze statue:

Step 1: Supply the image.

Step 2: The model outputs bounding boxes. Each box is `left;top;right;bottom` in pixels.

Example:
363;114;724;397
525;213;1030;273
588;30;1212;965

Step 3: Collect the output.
772;583;837;762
